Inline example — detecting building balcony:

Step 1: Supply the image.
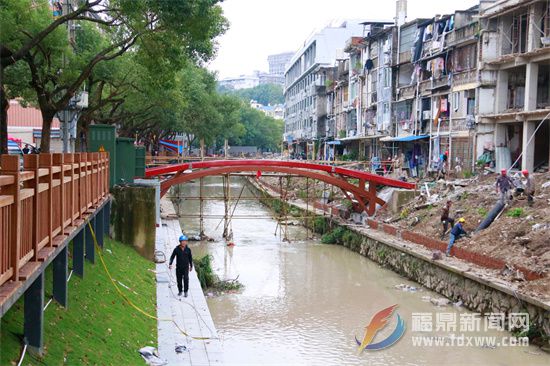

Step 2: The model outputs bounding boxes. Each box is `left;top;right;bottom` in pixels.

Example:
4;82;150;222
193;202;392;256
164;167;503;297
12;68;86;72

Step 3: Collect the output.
419;80;431;95
446;23;478;47
398;84;416;100
430;75;451;90
397;50;412;64
452;69;478;87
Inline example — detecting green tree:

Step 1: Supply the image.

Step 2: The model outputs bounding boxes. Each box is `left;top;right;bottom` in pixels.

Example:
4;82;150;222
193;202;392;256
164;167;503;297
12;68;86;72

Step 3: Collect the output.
221;83;284;105
1;0;228;152
0;0;103;152
229;106;283;152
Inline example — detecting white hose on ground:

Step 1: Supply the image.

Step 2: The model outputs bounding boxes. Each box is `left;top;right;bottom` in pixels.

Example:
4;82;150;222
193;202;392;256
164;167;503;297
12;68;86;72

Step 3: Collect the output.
16;344;27;366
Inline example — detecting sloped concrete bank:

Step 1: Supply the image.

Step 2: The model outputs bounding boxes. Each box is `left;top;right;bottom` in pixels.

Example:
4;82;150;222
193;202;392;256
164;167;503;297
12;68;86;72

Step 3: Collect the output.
246;178;550;346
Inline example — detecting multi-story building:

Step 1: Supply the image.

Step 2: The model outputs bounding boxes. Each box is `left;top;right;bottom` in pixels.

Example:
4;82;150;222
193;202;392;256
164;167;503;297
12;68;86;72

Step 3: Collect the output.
283;21;365;157
386;5;480;177
477;0;550;173
268;52;294;76
219;74;260;90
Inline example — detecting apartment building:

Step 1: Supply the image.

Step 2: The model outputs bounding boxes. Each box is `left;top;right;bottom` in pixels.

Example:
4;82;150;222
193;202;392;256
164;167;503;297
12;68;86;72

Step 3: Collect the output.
268;52;294;75
283;21;364;157
477;0;550;173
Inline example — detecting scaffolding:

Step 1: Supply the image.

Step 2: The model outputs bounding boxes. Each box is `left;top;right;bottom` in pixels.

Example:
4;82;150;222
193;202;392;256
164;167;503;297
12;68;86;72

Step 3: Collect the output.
169;173;327;243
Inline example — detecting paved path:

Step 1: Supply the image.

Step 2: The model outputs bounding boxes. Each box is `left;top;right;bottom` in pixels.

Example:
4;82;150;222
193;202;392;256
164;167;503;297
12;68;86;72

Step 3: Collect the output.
155;202;223;365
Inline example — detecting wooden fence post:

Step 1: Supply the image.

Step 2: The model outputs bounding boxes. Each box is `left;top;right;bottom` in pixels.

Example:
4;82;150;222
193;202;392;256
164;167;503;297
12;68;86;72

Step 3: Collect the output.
53;154;65;234
39;154;53;248
23;155;39;261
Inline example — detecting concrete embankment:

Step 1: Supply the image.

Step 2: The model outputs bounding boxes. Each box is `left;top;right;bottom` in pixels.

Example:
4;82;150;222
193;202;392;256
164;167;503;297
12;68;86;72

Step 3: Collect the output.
247;178;550;345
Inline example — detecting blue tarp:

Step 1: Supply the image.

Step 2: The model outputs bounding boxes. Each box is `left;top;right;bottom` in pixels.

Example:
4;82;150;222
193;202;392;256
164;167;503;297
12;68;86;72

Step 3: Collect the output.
326;140;342;145
385;135;429;142
159;140;185;154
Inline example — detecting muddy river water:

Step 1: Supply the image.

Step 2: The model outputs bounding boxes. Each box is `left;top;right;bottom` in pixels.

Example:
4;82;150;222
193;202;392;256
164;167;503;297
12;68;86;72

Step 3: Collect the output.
175;177;549;366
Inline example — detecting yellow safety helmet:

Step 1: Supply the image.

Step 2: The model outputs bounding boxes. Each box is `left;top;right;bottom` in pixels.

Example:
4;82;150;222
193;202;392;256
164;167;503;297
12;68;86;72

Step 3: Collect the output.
458;218;466;223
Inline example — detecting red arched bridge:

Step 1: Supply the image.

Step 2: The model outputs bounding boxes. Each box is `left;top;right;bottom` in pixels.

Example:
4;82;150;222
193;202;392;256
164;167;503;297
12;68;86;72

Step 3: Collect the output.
145;160;415;216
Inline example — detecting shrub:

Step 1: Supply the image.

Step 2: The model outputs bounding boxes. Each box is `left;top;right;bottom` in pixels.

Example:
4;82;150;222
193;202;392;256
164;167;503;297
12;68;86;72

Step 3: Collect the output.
477;207;488;217
463;170;474;178
506;208;524;218
313;216;329;234
321;226;346;244
194;255;216;289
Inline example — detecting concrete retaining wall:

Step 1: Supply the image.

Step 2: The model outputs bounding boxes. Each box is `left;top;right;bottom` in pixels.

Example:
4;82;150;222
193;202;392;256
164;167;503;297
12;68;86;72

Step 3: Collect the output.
111;185;157;259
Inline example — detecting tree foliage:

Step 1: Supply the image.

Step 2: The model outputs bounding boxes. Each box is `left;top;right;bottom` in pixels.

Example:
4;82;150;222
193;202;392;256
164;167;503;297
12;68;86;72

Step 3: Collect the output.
219;83;284;105
1;0;228;152
228;106;283;152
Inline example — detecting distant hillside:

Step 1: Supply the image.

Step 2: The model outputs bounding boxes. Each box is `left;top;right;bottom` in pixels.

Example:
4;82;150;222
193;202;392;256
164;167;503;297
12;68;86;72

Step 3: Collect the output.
218;83;284;106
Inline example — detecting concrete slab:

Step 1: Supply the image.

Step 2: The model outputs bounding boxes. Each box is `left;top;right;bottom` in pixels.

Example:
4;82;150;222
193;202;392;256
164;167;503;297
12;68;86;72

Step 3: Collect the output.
155;205;223;365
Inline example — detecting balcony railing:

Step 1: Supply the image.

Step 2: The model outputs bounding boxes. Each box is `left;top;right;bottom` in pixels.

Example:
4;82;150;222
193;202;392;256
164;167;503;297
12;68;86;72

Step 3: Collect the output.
398;84;416;100
452;69;478;86
447;23;478;46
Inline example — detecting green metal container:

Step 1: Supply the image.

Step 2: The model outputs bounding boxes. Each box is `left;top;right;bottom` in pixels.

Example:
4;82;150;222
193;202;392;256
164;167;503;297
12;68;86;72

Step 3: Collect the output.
88;124;116;187
135;146;146;178
115;137;135;185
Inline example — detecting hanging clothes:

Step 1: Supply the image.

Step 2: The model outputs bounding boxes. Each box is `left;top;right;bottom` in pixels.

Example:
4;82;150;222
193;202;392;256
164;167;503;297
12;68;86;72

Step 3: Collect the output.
412;27;426;63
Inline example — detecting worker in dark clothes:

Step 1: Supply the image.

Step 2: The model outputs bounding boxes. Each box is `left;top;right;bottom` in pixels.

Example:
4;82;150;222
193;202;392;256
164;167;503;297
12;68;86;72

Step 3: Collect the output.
440;200;454;239
522;170;535;206
496;169;513;205
446;218;468;257
169;235;193;297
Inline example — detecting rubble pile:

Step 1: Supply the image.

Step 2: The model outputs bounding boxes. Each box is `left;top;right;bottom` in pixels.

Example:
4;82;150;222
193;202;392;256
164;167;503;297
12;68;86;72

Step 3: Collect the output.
376;171;550;299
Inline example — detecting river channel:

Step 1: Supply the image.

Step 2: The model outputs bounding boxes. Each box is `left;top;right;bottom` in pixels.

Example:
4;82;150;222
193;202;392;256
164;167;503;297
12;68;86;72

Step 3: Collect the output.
174;176;549;366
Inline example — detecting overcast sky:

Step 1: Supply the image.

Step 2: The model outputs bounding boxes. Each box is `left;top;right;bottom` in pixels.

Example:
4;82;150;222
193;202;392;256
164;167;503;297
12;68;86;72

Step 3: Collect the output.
208;0;479;79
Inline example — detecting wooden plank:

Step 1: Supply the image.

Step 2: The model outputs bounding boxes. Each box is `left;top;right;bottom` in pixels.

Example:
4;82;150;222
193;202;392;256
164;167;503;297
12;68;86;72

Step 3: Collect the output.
19;171;34;182
20;188;34;201
0;175;15;186
38;183;49;193
64;225;77;236
52;235;67;247
0;280;22;306
0;269;14;289
37;168;50;177
36;246;55;262
18;261;40;281
19;250;34;268
37;237;49;251
0;195;14;208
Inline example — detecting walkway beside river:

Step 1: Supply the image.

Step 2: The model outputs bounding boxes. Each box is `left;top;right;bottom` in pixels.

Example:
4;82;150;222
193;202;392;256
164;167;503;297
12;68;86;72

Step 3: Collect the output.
155;199;223;365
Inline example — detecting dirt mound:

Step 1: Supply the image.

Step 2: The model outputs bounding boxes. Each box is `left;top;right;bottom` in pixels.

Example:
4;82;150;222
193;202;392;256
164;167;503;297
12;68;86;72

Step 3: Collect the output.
377;171;550;295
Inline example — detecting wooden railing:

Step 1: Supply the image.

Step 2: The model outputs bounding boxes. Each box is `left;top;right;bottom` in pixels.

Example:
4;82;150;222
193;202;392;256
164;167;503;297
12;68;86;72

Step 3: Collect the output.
0;152;109;287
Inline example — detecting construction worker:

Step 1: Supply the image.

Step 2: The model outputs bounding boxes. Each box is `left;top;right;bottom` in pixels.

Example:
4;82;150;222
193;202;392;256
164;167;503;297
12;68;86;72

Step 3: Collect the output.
169;235;193;297
440;200;455;239
496;169;513;205
446;218;468;257
522;170;535;207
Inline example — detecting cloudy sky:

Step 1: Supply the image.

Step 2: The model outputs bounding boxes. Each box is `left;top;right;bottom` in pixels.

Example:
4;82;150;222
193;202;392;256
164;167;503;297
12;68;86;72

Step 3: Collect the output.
208;0;479;79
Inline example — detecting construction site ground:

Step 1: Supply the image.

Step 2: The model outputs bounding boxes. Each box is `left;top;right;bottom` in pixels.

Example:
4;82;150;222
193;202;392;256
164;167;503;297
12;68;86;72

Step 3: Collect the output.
261;169;550;302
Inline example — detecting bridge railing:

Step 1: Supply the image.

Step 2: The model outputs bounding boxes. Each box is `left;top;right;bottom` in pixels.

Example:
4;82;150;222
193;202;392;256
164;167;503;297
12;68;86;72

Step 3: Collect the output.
0;152;109;287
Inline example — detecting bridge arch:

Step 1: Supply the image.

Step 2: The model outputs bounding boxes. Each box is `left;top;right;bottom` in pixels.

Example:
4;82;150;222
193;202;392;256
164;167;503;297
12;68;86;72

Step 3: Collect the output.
146;160;416;216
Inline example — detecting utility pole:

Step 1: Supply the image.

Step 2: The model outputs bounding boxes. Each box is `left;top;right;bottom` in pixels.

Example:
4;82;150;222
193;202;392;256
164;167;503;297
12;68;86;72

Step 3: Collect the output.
59;0;86;153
